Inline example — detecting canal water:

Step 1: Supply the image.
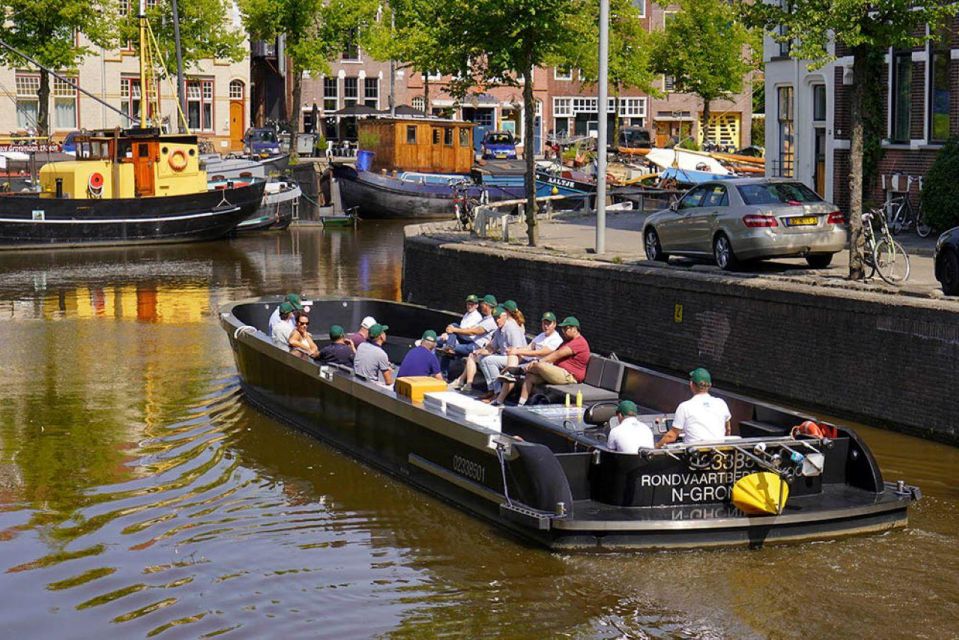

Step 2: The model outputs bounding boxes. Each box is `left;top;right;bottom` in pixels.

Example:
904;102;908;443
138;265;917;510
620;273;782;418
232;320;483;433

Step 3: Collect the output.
0;225;956;639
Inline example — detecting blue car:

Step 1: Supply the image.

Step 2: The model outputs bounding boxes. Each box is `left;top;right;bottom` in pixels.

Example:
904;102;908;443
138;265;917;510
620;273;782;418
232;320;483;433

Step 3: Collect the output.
243;127;281;158
481;131;517;160
61;131;80;154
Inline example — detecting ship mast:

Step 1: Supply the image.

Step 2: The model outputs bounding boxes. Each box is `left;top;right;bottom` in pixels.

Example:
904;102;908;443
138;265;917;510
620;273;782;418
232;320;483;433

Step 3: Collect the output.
139;0;150;126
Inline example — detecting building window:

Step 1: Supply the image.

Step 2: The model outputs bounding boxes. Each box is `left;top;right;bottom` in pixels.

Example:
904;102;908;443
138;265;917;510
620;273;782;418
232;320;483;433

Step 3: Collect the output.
15;74;39;130
323;77;338;112
777;86;794;178
120;76;141;123
229;79;244;100
342;32;359;61
53;76;78;130
426;70;442;81
343;77;358;107
411;96;425;112
186;79;213;131
812;84;826;121
553;97;572;117
364;77;378;109
929;30;950;143
633;0;646;18
891;51;912;143
554;66;572;81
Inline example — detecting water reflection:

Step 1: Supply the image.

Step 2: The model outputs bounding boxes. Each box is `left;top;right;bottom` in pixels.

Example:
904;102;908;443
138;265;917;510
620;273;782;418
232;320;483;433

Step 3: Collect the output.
0;226;956;639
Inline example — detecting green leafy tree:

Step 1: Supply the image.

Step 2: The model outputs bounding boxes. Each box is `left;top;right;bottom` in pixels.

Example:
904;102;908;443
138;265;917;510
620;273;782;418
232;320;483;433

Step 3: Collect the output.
430;0;593;246
741;0;956;280
0;0;118;136
578;0;658;147
922;137;959;232
238;0;379;143
651;0;755;145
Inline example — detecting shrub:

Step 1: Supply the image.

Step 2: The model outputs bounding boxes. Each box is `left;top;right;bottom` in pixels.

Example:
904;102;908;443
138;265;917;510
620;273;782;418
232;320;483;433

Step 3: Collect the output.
923;137;959;231
678;138;701;151
357;130;381;150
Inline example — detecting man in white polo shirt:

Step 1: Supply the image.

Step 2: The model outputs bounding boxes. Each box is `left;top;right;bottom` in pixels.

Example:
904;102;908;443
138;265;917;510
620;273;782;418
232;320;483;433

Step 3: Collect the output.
655;368;731;447
607;400;654;453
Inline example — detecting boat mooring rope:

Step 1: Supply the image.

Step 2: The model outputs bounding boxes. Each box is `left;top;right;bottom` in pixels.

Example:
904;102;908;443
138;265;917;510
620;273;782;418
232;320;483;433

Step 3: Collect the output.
495;444;513;508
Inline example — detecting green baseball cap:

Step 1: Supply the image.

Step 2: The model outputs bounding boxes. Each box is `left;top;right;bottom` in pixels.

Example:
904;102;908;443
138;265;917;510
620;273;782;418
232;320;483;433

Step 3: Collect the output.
369;323;389;338
279;301;294;315
542;311;556;323
465;294;479;303
285;293;304;310
329;324;344;339
421;329;437;342
617;400;638;416
502;300;518;312
492;306;506;317
690;367;712;385
481;294;498;306
558;316;580;328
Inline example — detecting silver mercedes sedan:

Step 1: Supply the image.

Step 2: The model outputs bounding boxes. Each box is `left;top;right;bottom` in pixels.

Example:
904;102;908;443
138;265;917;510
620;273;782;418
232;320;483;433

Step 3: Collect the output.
642;178;848;270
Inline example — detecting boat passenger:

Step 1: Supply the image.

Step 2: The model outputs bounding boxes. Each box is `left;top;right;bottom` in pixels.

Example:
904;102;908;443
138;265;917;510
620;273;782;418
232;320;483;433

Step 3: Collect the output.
440;294;498;378
607;400;654;453
436;294;483;358
317;324;356;366
270;301;296;347
655;368;731;448
347;316;377;348
288;311;320;359
476;307;527;400
354;323;394;386
492;311;563;404
502;300;525;332
517;316;590;406
396;330;443;380
268;293;304;334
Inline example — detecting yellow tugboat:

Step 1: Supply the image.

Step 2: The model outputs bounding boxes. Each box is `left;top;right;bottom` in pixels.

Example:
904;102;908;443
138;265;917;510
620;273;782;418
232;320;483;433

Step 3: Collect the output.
0;2;265;249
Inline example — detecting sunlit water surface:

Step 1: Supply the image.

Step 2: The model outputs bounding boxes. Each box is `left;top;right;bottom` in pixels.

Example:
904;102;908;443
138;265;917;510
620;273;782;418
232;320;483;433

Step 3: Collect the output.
0;225;956;639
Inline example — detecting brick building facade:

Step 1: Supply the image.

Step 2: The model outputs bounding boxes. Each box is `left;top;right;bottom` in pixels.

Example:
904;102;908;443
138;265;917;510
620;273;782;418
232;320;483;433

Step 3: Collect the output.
765;16;959;214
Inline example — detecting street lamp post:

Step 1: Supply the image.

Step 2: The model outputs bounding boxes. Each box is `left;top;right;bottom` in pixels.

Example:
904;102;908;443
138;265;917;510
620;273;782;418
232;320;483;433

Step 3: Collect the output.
596;0;609;254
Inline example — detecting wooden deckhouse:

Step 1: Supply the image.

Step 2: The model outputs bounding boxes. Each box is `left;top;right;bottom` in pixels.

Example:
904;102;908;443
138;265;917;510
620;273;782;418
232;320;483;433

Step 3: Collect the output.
359;118;474;174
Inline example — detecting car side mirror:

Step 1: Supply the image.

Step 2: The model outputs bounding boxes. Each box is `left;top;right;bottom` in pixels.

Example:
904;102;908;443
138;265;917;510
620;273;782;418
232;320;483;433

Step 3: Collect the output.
669;200;679;212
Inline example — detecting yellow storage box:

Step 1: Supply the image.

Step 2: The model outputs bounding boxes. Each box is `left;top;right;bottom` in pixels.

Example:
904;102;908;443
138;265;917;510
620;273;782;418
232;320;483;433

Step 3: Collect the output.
394;376;448;403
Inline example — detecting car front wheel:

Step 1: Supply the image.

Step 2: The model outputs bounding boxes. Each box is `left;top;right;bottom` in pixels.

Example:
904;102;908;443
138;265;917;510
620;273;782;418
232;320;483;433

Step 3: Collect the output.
713;233;739;271
939;249;959;295
644;228;669;262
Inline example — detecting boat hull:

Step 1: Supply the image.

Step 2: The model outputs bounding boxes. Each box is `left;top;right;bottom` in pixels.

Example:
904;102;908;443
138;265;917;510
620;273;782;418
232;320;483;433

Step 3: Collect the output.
0;181;266;249
221;297;918;551
235;184;301;233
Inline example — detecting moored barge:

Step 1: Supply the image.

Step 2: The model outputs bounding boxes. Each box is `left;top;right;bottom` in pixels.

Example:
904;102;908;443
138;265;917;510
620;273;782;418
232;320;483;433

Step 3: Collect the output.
220;297;919;551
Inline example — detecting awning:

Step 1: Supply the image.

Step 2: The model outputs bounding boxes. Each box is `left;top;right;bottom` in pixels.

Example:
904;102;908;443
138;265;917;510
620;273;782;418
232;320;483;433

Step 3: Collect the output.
378;104;428;117
333;104;379;116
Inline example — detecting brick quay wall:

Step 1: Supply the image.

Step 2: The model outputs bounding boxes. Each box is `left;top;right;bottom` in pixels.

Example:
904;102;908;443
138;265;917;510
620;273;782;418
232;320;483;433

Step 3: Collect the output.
402;227;959;445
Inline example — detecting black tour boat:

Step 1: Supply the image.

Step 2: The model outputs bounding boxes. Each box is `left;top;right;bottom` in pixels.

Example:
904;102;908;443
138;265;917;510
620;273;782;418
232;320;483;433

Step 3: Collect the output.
220;296;920;551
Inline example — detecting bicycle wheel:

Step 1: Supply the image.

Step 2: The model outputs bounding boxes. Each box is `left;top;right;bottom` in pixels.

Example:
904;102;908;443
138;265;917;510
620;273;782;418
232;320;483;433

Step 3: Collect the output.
916;210;933;238
871;238;910;285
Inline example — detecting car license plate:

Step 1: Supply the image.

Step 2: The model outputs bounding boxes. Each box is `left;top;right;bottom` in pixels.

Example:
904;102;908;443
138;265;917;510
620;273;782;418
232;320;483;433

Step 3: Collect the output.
496;153;507;159
786;216;818;226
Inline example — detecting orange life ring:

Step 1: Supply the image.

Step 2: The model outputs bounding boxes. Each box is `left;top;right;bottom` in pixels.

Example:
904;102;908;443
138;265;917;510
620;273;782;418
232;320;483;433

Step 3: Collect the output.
88;172;104;190
168;149;188;172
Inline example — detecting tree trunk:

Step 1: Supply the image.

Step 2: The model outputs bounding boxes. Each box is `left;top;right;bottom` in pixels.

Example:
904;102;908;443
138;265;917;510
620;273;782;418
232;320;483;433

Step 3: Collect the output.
701;97;710;149
423;73;430;113
289;65;302;161
612;89;621;150
37;70;50;137
847;49;868;280
523;57;538;247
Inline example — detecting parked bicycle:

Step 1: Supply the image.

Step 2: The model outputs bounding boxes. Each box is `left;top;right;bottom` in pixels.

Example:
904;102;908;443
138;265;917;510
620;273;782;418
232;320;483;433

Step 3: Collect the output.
451;180;480;230
861;207;910;285
886;176;932;238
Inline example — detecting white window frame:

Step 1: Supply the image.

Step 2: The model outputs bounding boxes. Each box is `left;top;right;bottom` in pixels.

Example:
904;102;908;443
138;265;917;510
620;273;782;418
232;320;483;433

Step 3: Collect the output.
633;0;646;18
554;66;573;81
364;77;379;109
186;78;214;132
323;77;338;112
15;73;40;130
411;96;425;111
53;76;78;131
229;79;244;100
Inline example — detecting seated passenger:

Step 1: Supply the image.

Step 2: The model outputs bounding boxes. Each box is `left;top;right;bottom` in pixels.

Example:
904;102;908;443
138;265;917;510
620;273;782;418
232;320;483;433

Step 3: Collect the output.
439;294;498;379
492;311;563;404
396;330;442;380
448;305;525;395
655;368;731;448
347;316;377;348
353;323;394;386
436;294;482;356
318;324;356;366
502;299;525;332
517;316;590;405
607;400;654;453
268;293;304;334
288;311;319;359
270;301;296;347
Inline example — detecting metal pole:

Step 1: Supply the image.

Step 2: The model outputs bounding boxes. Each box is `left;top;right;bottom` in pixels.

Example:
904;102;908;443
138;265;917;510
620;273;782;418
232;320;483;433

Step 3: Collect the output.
596;0;609;254
138;0;148;126
171;0;186;132
389;12;396;117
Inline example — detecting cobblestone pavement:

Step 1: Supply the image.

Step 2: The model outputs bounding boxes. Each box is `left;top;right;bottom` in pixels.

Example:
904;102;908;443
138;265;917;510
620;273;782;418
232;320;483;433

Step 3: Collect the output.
489;209;952;302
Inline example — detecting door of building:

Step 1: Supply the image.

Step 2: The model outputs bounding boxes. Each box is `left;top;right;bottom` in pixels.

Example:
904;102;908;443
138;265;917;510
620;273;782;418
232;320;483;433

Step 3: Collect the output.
230;101;244;152
814;128;826;197
132;142;155;197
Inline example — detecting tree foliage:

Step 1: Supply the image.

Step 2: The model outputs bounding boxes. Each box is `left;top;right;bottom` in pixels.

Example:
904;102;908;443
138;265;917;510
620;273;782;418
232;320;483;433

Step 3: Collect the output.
651;0;756;142
740;0;957;279
0;0;118;135
923;137;959;232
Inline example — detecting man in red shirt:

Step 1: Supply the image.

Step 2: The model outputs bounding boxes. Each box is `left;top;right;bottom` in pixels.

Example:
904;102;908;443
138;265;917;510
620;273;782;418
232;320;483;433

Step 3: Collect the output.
517;316;590;405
